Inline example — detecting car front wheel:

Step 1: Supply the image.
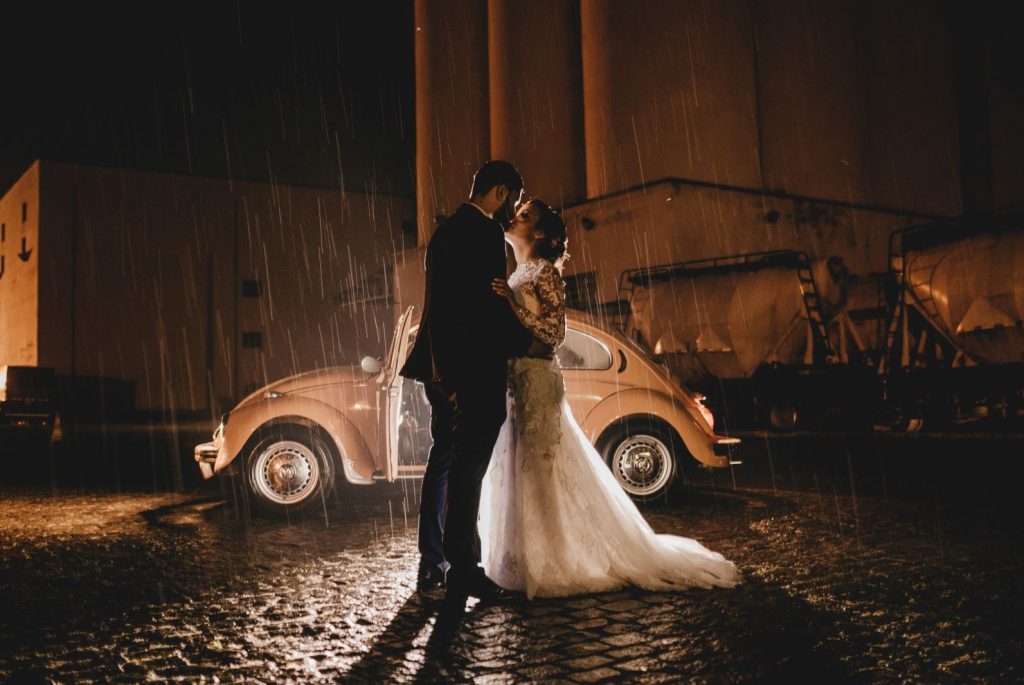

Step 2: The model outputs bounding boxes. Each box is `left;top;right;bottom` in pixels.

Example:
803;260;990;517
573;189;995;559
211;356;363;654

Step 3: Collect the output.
599;420;680;503
244;426;335;516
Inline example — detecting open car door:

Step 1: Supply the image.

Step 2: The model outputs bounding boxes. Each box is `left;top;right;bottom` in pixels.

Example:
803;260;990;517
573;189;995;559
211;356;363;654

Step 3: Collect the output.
385;307;430;480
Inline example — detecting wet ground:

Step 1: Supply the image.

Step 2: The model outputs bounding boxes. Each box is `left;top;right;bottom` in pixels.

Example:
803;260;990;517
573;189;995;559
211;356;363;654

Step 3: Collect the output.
1;433;1022;683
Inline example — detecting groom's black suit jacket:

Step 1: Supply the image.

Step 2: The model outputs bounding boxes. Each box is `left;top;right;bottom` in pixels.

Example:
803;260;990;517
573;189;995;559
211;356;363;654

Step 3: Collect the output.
400;203;532;390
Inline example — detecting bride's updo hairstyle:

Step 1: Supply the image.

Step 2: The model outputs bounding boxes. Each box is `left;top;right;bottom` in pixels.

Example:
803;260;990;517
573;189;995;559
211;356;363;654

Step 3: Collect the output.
530;199;570;271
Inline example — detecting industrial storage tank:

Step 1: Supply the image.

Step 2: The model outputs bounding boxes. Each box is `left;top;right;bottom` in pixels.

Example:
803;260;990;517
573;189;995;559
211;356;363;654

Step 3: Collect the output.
618;222;1024;430
902;229;1024;365
622;251;879;429
880;219;1024;425
628;265;808;384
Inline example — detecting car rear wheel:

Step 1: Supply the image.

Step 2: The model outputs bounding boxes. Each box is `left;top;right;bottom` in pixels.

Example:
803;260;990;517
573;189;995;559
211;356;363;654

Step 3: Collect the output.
244;426;335;517
599;420;681;503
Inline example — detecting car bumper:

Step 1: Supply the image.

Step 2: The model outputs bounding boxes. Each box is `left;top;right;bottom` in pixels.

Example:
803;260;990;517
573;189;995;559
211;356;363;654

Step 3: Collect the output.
194;437;223;480
711;435;741;459
0;412;55;430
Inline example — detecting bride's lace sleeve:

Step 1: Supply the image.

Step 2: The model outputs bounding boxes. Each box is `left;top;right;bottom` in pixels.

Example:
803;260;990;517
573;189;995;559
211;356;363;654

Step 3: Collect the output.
510;263;566;347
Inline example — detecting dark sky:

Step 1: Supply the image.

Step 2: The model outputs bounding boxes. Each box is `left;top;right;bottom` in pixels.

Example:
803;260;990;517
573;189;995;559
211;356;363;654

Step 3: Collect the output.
0;1;415;197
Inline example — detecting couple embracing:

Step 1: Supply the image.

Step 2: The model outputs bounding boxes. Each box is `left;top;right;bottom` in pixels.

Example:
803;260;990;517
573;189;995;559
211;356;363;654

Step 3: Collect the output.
401;161;739;601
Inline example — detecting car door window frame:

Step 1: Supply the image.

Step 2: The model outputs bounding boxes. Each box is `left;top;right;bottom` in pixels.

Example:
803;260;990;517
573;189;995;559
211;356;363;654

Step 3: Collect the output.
558;327;614;371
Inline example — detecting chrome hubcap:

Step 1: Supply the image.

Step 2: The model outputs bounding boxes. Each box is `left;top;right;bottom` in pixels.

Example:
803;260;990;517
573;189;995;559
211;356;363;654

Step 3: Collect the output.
612;434;673;497
252;440;319;505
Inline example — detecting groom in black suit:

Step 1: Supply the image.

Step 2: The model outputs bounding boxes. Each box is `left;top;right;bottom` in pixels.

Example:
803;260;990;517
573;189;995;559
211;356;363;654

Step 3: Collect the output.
401;160;544;599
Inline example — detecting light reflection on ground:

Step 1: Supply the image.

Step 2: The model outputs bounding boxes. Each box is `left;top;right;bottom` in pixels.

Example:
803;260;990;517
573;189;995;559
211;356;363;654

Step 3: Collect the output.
0;483;1020;683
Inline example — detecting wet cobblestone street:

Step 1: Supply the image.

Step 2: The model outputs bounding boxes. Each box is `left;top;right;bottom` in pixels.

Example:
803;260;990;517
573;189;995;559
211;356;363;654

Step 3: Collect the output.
1;436;1023;683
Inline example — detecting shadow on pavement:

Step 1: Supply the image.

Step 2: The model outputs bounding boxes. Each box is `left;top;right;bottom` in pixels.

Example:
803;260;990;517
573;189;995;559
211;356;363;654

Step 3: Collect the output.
342;592;468;684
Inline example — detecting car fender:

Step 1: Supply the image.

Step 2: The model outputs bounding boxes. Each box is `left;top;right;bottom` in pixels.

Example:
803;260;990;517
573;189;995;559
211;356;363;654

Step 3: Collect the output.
216;396;377;484
580;388;728;468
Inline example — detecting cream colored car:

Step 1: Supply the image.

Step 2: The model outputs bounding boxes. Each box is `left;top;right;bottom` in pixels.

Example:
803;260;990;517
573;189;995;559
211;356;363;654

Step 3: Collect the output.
195;307;740;515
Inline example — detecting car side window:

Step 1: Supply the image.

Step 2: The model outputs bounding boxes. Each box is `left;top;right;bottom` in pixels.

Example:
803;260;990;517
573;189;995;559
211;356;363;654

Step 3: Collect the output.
557;327;614;370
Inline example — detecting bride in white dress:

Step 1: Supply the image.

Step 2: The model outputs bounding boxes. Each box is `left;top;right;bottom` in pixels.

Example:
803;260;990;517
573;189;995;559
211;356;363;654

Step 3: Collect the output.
479;199;740;599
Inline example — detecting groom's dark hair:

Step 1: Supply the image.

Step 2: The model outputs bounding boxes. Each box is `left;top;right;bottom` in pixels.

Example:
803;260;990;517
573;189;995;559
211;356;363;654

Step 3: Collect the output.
470;160;523;198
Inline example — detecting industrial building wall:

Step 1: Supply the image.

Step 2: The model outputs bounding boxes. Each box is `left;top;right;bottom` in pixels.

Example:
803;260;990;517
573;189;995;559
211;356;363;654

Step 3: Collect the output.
37;163;238;416
861;1;962;215
580;0;763;197
988;15;1024;212
0;162;40;366
414;0;977;246
30;162;413;415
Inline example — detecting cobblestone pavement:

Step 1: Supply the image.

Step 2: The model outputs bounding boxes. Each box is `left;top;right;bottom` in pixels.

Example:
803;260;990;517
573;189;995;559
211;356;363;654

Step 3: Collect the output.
1;472;1021;683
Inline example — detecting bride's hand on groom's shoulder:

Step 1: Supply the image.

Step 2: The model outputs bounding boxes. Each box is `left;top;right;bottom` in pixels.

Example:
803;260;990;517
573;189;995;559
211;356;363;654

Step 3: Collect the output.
492;278;514;301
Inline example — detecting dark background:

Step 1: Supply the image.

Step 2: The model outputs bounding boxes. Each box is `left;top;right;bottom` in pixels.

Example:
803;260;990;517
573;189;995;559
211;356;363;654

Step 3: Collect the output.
0;1;415;197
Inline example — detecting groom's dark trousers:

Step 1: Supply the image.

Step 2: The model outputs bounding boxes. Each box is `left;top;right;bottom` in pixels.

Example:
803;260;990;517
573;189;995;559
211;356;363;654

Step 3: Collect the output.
420;373;508;574
401;203;532;580
417;382;454;573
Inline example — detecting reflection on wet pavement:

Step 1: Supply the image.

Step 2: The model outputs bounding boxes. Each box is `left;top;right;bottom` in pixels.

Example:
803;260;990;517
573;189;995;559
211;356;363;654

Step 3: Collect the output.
0;484;1020;683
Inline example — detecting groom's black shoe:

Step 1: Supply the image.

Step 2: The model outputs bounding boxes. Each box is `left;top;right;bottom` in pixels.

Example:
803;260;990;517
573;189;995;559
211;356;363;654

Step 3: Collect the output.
445;568;523;603
416;565;447;592
474;578;524;604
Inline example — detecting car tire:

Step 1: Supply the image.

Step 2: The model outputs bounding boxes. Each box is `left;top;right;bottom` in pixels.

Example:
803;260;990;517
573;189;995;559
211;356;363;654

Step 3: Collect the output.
244;425;336;517
598;419;682;505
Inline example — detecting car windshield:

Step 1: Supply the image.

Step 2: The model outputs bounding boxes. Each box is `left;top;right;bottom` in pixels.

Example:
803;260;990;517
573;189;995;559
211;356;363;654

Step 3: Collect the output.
387;308;414;372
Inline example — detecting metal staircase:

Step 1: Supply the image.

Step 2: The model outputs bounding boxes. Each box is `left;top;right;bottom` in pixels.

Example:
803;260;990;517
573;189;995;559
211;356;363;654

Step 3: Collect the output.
880;226;972;375
792;252;837;364
878;239;906;376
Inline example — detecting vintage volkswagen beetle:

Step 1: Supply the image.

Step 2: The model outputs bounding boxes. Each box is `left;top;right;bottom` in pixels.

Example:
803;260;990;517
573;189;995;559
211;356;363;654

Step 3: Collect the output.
195;307;739;515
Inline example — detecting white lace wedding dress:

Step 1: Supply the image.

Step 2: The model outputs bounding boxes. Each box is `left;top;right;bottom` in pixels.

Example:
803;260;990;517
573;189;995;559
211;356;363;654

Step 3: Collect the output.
479;258;740;599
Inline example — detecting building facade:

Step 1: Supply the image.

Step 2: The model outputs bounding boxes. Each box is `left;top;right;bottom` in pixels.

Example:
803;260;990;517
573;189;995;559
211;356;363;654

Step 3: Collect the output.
410;0;1021;313
0;161;414;417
